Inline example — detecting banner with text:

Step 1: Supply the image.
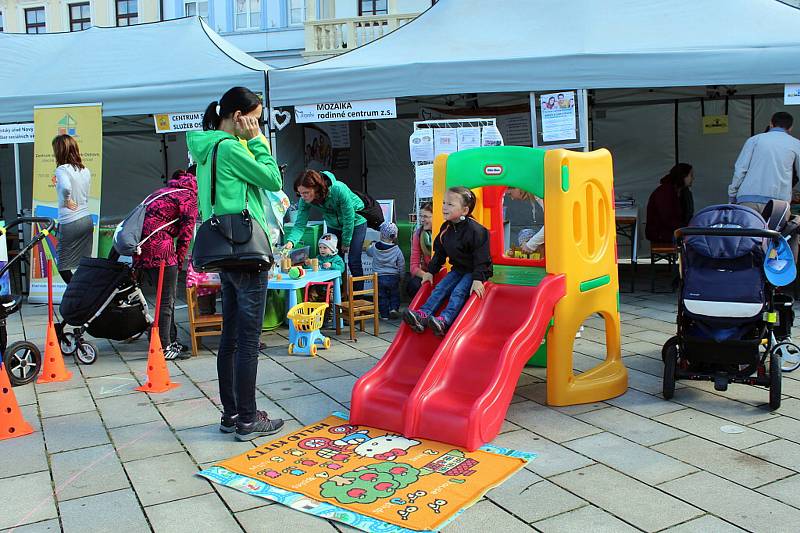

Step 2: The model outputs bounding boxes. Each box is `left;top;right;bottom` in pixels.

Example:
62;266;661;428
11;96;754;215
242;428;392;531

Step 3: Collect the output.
154;112;203;133
295;98;397;123
31;104;103;302
0;123;35;144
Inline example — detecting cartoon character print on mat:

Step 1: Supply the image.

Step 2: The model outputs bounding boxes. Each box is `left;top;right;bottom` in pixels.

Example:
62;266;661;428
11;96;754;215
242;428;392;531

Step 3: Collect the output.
419;450;479;477
353;435;421;461
397;506;418;521
319;462;421;505
427;499;448;514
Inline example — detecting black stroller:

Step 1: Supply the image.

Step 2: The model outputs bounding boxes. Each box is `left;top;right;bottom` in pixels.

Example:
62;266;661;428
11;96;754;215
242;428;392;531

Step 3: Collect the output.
57;257;152;364
662;204;798;410
1;217;56;386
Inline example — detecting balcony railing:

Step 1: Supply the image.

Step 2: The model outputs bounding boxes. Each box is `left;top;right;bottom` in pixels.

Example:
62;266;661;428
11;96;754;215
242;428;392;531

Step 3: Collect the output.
305;13;418;57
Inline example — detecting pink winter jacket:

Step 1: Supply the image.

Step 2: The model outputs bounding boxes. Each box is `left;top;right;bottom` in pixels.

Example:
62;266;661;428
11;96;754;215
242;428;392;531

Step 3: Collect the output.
133;172;198;270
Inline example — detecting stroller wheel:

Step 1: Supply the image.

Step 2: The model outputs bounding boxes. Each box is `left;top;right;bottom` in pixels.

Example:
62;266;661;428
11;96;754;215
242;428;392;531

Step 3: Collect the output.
773;342;800;373
5;341;42;386
60;332;78;356
662;336;679;362
75;341;98;365
770;349;782;410
663;343;678;400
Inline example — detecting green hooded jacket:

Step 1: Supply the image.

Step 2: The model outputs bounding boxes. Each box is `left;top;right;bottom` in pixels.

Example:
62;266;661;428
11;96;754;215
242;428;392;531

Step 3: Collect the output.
286;171;366;248
186;130;282;235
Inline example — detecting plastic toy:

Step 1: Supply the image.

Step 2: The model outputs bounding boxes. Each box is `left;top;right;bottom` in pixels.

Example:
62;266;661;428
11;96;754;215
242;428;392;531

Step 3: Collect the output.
287;282;333;356
350;146;628;450
289;266;306;279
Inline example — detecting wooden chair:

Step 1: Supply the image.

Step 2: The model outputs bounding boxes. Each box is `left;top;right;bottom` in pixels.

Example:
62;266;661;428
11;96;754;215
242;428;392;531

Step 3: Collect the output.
186;286;223;356
649;242;678;293
336;273;379;341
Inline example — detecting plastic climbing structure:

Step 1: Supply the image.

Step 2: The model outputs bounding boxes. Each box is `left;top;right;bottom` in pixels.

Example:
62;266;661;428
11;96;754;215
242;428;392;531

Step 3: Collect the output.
350;146;628;450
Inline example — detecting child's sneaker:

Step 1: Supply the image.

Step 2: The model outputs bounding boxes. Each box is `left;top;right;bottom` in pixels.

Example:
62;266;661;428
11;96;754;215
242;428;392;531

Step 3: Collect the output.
389;309;400;319
164;342;191;361
403;309;428;332
428;315;448;337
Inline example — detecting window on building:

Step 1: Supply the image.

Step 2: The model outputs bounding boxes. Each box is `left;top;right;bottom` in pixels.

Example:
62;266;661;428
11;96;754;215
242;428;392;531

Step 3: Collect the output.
0;11;4;32
234;0;260;30
69;2;91;31
359;0;387;16
25;7;46;33
116;0;138;26
288;0;304;25
184;0;209;19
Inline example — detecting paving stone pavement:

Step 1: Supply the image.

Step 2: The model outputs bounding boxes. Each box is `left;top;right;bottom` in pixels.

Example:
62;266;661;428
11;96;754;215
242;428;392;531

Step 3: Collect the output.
3;288;800;532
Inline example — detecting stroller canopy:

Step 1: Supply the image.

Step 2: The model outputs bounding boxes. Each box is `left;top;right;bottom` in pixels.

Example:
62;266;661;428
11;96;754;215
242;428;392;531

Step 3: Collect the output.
687;204;766;260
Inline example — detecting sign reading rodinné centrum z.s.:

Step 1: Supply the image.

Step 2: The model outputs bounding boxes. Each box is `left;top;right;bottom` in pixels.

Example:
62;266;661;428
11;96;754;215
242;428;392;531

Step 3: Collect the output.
294;98;397;123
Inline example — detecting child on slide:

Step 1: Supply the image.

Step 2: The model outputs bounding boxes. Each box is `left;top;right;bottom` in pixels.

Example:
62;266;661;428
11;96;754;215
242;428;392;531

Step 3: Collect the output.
403;187;492;336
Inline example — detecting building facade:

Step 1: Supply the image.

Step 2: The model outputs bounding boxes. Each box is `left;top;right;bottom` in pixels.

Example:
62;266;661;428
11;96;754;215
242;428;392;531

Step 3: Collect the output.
0;0;161;33
0;0;432;67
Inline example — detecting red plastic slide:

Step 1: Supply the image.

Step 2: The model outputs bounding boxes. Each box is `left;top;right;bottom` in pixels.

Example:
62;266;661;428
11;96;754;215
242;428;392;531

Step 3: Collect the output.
350;274;566;451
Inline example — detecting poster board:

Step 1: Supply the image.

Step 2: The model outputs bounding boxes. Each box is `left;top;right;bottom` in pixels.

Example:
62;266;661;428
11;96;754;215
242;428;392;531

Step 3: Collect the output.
31;103;103;303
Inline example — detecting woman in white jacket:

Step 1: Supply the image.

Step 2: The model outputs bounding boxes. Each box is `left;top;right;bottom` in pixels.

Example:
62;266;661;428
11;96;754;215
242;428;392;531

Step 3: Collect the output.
52;134;93;283
507;187;544;255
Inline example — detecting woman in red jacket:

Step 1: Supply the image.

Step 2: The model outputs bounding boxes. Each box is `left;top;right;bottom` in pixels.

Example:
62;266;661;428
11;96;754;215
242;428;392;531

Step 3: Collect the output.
134;169;198;361
645;163;694;244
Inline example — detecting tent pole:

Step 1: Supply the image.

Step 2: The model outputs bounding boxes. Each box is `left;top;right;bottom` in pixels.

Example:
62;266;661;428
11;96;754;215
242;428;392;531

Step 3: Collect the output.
13;142;27;294
13;144;22;219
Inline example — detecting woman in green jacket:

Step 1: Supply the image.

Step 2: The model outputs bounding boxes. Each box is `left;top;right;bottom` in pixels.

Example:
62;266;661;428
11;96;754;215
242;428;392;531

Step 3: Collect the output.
187;86;284;442
284;170;367;286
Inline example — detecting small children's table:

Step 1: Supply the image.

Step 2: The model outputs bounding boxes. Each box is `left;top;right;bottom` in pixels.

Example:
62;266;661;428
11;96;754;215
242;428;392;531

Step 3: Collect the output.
267;269;342;336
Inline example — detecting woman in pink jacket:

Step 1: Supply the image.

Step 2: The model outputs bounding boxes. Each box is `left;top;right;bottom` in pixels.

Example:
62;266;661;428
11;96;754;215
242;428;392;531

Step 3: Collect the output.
133;169;198;361
406;202;433;299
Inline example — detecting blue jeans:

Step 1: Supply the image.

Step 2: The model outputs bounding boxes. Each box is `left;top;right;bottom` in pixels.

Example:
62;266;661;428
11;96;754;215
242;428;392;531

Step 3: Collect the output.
378;274;400;317
331;222;367;290
218;270;269;424
419;270;473;325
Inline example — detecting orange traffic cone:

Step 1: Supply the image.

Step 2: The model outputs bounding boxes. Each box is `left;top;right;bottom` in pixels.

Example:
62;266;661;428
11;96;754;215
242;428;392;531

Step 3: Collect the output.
136;261;179;393
0;363;35;440
37;260;72;384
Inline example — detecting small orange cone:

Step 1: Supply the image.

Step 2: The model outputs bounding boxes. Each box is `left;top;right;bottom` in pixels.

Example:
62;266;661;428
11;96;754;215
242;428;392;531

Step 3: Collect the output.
37;260;72;384
136;260;179;393
0;363;35;440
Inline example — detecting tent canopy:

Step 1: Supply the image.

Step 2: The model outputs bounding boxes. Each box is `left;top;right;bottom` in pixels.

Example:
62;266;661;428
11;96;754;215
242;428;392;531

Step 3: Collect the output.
0;17;270;123
269;0;800;107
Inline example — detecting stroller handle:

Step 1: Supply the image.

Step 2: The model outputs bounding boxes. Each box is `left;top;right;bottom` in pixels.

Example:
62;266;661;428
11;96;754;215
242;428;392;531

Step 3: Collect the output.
675;227;783;241
0;217;57;281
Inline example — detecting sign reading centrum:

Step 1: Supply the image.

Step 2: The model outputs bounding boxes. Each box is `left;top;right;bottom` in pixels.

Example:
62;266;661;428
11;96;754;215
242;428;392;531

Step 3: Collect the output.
294;98;397;124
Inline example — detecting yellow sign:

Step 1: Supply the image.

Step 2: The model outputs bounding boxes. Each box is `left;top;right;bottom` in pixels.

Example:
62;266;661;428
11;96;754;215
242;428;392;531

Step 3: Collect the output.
703;114;729;135
31;103;102;302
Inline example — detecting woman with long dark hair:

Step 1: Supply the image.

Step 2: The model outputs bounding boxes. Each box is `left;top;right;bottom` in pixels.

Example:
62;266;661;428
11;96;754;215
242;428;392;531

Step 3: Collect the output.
52;134;93;282
645;163;695;243
283;170;367;285
187;87;284;441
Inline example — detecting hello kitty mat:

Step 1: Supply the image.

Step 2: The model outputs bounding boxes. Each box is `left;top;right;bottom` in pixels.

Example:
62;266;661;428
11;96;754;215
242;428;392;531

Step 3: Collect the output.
199;413;534;532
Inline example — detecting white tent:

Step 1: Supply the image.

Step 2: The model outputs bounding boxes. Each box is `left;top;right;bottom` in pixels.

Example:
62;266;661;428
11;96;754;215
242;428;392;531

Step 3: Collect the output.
269;0;800;107
0;17;270;123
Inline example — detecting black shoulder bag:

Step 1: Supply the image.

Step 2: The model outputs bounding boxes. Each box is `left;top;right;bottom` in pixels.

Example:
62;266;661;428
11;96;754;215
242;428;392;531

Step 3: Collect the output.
191;139;273;272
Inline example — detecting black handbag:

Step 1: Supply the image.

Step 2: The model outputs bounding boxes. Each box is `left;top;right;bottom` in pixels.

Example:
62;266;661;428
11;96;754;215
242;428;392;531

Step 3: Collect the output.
191;139;273;272
352;189;386;230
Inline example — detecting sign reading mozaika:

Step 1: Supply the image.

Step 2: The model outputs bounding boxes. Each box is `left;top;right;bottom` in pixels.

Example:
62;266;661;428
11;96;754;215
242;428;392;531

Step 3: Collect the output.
31;104;103;303
212;414;531;531
295;98;397;123
0;123;35;144
154;112;203;133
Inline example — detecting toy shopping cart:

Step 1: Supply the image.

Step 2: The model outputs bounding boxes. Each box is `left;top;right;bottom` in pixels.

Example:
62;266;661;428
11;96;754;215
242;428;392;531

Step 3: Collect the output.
287;282;333;356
